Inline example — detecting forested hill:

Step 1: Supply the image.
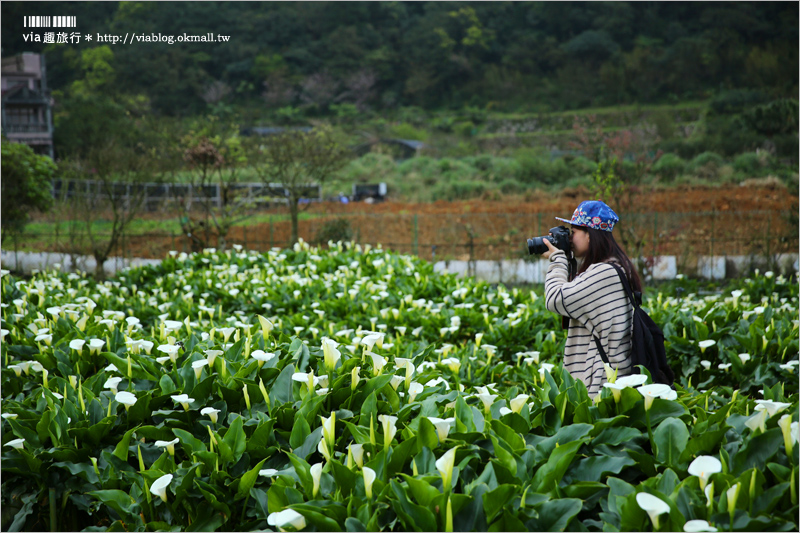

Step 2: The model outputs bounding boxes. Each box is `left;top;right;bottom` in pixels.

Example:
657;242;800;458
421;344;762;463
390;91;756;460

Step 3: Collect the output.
2;1;797;115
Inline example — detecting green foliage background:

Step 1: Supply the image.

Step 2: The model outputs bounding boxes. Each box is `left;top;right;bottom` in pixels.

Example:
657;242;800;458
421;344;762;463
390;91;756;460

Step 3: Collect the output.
2;2;797;115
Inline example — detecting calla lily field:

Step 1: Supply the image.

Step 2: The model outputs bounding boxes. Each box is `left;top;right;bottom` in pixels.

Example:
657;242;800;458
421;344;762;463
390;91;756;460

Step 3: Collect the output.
1;240;798;532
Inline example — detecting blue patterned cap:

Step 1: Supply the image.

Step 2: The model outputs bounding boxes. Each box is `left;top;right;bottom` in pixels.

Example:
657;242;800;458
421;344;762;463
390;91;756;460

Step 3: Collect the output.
555;200;619;232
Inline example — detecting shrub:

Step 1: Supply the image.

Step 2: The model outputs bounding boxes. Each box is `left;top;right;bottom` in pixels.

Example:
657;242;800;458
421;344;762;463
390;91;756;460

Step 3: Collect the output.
567;156;598;178
651;153;686;181
708;89;769;115
453;121;476;138
336;153;397;183
515;152;572;185
313;217;353;245
497;178;527;194
389;122;429;141
431;180;487;201
688;151;724;178
732;152;767;177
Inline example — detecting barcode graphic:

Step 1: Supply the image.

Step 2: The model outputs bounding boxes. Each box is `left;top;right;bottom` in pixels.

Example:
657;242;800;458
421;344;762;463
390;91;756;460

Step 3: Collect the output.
24;16;76;28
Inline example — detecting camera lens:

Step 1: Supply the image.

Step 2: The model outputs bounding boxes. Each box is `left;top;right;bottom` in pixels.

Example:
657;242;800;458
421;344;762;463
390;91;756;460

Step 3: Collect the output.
527;236;552;255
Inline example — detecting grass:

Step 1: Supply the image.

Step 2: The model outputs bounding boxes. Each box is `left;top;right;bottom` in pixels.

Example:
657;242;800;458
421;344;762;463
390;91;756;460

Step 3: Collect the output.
23;211;326;239
486;101;708;121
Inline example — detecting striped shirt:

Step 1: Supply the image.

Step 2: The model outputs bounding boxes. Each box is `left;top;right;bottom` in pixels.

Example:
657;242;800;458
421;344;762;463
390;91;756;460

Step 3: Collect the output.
544;250;634;396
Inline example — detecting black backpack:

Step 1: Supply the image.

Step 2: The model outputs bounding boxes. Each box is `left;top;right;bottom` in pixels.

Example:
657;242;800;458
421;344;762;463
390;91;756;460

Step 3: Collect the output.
592;263;674;386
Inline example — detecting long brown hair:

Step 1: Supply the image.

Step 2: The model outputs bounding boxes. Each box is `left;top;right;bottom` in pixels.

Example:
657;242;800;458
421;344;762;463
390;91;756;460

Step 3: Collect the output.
575;226;643;292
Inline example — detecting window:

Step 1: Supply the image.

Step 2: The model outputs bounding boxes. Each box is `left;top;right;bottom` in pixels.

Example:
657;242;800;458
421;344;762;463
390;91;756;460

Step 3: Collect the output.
6;107;38;123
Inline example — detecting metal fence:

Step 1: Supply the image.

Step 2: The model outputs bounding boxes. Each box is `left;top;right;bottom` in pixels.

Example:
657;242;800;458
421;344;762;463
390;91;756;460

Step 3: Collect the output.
50;178;322;211
12;210;797;276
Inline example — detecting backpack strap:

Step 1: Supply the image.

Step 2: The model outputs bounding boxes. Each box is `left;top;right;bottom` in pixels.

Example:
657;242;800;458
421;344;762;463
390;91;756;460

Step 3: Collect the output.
591;262;638;367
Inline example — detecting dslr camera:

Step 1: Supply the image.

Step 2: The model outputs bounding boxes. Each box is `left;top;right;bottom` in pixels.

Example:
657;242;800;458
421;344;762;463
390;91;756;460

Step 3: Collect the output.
527;225;571;255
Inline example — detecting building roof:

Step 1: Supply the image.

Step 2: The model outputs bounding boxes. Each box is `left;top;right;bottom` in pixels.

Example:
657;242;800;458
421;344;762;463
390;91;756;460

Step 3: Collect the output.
1;84;48;105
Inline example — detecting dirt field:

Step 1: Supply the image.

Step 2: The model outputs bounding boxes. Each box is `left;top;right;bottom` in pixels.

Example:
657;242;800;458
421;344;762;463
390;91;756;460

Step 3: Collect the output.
119;183;798;262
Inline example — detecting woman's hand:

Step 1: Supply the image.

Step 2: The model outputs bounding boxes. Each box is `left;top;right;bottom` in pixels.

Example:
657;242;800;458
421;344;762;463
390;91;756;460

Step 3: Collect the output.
542;236;558;259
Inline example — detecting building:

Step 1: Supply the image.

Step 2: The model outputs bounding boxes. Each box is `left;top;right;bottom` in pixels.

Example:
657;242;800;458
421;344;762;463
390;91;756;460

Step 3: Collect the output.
1;52;55;159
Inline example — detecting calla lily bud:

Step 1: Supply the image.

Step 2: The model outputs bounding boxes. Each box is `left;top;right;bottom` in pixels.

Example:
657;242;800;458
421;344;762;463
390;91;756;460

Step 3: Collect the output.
779;414;794;455
259;378;271;407
258;315;275;340
310;462;322;497
350;443;364;469
380;414;398;450
363;466;376;499
243;385;251;411
321;412;336;451
727;482;741;517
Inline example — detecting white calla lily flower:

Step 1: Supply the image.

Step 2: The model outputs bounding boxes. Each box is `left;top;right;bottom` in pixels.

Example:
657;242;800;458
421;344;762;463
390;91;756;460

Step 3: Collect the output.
115;391;137;410
688;456;722;490
201;406;221;423
267;509;306;531
5;438;25;450
150;474;174;502
154;437;180;456
684;519;718;532
170;394;194;411
636;492;670;530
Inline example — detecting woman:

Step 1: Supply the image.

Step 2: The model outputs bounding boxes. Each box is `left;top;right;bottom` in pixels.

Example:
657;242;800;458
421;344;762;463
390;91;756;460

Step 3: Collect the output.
541;200;642;396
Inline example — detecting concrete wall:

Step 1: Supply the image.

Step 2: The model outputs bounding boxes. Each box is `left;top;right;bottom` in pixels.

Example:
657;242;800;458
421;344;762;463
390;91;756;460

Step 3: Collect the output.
2;249;797;282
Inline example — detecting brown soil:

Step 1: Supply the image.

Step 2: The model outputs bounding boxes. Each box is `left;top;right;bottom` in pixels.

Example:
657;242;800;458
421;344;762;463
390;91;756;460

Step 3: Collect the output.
76;183;800;262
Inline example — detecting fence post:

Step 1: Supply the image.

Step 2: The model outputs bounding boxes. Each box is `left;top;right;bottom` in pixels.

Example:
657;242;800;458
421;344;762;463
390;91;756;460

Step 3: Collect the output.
243;225;247;249
413;214;418;256
269;216;273;248
766;211;771;259
710;209;715;259
653;212;657;259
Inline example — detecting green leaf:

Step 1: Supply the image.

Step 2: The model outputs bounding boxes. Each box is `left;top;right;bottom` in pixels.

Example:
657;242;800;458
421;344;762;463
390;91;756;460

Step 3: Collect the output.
289;412;311;449
343;420;371;445
417;417;440;450
112;426;138;462
483;484;518;523
223;416;247;463
195;479;232;516
401;474;441;507
529;498;582;532
592;426;643;447
389;479;438;532
490;419;526;452
455;395;476;433
173;428;207;454
653;417;690;468
359;391;378;425
489;435;517;476
159;374;177;395
566;455;637;483
330;459;357;497
87;490;140;523
730;428;783;477
287;504;343;532
236;458;268;500
269;363;295;405
295;426;323;460
531;439;583;493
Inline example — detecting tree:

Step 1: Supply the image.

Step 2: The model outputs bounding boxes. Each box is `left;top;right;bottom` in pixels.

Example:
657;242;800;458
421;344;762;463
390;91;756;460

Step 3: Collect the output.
253;126;351;245
0;138;56;243
176;118;252;251
60;138;155;280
